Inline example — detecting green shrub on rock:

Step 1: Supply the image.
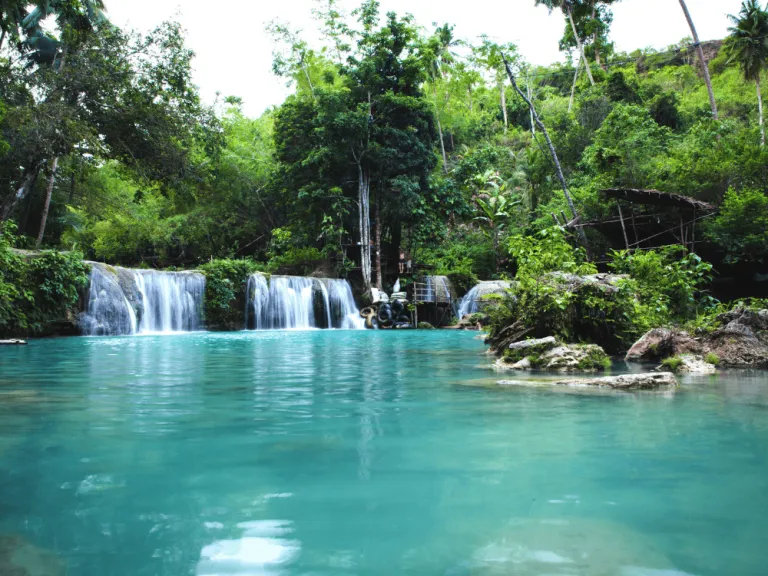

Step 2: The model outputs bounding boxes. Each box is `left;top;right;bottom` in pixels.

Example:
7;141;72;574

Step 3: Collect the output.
0;222;90;338
661;356;685;373
200;259;267;331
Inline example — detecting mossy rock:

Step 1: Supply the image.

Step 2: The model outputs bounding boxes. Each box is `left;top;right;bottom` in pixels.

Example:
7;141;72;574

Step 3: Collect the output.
418;322;436;330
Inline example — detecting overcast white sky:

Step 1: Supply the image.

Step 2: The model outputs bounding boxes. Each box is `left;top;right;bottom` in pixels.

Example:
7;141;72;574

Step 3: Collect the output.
107;0;743;117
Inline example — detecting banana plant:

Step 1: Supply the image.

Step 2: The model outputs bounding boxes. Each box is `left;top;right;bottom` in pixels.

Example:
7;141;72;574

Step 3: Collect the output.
472;170;521;272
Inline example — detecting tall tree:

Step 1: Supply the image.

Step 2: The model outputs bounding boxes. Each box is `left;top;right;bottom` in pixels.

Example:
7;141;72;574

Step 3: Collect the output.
677;0;719;120
424;24;460;173
472;37;519;133
535;0;595;86
728;0;768;146
19;0;110;246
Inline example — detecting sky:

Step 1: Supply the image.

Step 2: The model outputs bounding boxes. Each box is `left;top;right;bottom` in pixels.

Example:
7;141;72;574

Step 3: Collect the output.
107;0;744;117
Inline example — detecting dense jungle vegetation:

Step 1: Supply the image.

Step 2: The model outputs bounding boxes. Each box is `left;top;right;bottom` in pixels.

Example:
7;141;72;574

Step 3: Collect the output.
2;0;768;339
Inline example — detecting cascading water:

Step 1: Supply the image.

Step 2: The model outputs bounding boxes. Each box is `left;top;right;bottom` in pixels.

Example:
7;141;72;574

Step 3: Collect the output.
457;281;512;318
324;279;367;330
245;274;364;330
80;265;205;336
134;270;206;333
80;263;137;336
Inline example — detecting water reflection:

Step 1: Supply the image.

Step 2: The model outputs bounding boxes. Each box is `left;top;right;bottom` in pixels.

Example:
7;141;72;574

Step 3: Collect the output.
0;332;767;575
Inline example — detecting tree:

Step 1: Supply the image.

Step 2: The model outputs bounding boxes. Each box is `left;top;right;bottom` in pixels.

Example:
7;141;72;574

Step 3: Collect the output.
727;0;768;146
677;0;719;120
0;0;27;51
472;37;519;133
472;170;520;272
535;0;595;86
423;24;460;173
19;0;110;247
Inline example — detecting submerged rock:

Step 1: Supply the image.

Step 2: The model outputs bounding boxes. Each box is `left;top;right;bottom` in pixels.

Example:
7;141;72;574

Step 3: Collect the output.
0;535;65;576
554;372;678;390
469;517;682;576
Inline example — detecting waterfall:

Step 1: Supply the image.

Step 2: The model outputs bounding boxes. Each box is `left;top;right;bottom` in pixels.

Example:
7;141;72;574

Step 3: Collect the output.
457;281;512;318
244;273;270;330
134;270;206;333
80;264;137;336
324;279;367;330
245;275;364;330
81;264;205;336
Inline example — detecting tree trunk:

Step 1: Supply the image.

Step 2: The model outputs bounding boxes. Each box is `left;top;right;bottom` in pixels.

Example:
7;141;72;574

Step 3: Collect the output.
757;75;765;147
0;27;7;53
375;184;383;290
500;81;508;133
36;157;59;248
566;4;595;86
526;77;535;134
501;53;589;252
569;57;582;112
434;87;449;173
678;0;718;120
357;163;372;290
34;45;70;245
591;5;604;70
1;167;39;221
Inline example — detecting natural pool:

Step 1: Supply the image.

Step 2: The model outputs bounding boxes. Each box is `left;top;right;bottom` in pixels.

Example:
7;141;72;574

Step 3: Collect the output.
0;331;766;575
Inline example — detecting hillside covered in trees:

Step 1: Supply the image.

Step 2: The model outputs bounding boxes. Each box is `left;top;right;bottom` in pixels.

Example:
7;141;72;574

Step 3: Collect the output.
2;0;768;336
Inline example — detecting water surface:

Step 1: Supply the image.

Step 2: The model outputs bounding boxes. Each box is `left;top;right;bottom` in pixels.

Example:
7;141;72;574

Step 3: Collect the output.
0;331;766;575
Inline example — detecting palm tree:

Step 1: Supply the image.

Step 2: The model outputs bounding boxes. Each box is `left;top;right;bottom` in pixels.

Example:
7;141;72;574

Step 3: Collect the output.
677;0;719;120
728;0;768;146
535;0;595;86
20;0;109;247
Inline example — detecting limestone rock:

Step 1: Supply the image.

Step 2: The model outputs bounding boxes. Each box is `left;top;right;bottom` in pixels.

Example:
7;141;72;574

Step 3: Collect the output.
625;328;701;361
538;344;610;372
671;354;717;374
507;336;558;354
627;308;768;368
0;535;65;576
555;372;678;390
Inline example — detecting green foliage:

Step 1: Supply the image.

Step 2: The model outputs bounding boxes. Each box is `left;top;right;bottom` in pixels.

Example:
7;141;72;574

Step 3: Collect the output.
609;246;714;323
199;259;266;330
706;188;768;264
661;356;685;373
576;346;612;371
0;222;89;337
704;352;721;366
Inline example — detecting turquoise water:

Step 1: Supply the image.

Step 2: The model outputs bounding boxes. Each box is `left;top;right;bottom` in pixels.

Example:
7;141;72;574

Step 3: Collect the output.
0;331;767;575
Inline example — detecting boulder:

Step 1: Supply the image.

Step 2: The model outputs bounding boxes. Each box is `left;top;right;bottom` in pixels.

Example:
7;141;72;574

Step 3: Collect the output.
507;336;558;354
625;327;701;361
555;372;678;390
538;344;610;372
627;308;768;368
663;354;717;374
500;339;610;372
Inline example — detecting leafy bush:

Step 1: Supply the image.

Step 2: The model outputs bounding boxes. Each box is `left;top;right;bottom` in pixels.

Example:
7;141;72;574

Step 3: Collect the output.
704;353;720;366
706;188;768;265
609;245;714;324
487;228;643;353
0;222;90;337
200;259;267;330
661;356;684;372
